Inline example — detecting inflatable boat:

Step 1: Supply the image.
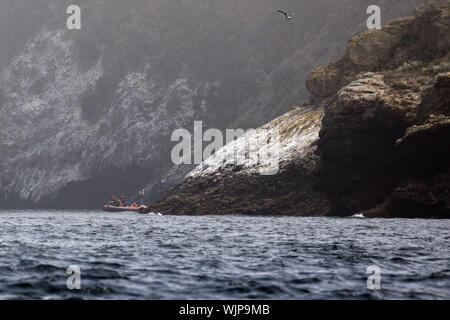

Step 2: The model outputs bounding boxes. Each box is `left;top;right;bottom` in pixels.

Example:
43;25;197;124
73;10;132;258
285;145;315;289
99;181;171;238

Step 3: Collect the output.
103;204;148;213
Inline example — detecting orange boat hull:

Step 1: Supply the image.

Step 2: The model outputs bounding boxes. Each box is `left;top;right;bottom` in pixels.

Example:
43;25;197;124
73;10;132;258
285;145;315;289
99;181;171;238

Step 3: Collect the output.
103;205;148;213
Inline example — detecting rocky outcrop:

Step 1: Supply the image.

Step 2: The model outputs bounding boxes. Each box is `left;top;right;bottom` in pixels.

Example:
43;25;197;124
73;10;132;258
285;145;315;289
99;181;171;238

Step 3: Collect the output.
154;2;450;218
153;107;331;215
364;114;450;218
317;71;450;218
315;2;450;218
307;2;450;100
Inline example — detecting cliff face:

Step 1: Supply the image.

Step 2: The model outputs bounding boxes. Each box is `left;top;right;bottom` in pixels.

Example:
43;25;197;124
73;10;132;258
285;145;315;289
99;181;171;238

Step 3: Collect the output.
316;71;449;218
0;0;423;208
154;2;450;218
314;3;450;218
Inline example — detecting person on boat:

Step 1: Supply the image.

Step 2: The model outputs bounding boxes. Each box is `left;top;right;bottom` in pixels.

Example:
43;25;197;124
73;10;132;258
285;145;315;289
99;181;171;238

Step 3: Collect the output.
120;194;128;207
109;196;121;207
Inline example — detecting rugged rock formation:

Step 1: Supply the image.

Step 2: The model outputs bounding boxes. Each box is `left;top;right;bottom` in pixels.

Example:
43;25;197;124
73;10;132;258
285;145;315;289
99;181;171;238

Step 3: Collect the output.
154;107;331;215
154;2;450;218
315;3;450;218
0;0;424;208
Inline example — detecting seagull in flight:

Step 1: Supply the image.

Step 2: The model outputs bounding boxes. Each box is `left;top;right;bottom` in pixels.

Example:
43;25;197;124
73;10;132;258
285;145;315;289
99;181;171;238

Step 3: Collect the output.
277;10;295;20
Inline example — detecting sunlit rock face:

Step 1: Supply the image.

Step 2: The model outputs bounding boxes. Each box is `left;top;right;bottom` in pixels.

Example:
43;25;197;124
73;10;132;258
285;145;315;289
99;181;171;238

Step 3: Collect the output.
0;0;423;208
152;106;331;215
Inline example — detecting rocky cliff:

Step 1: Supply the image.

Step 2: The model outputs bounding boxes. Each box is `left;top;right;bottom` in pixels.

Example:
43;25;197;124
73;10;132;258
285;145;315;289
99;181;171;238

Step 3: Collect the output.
0;0;424;208
153;2;450;218
153;106;331;215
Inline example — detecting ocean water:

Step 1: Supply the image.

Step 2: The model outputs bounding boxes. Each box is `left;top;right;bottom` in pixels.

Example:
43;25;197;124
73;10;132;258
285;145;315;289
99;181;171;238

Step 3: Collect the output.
0;210;448;300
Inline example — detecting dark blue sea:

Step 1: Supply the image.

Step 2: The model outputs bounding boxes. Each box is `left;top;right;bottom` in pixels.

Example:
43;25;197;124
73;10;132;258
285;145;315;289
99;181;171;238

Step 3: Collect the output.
0;210;448;299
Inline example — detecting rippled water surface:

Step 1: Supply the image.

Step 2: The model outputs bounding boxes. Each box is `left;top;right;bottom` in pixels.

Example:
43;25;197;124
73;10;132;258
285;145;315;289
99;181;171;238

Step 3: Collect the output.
0;210;449;299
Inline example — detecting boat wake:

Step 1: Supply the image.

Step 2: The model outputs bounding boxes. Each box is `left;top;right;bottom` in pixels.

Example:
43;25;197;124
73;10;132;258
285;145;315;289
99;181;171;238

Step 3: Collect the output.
351;213;365;218
148;212;163;216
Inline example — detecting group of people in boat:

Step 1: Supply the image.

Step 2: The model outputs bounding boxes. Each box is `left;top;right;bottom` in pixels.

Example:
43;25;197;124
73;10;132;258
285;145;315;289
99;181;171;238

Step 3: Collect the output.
109;194;138;208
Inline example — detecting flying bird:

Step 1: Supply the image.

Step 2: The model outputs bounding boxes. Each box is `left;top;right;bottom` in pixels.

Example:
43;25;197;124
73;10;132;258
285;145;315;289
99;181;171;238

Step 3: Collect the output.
277;10;295;20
